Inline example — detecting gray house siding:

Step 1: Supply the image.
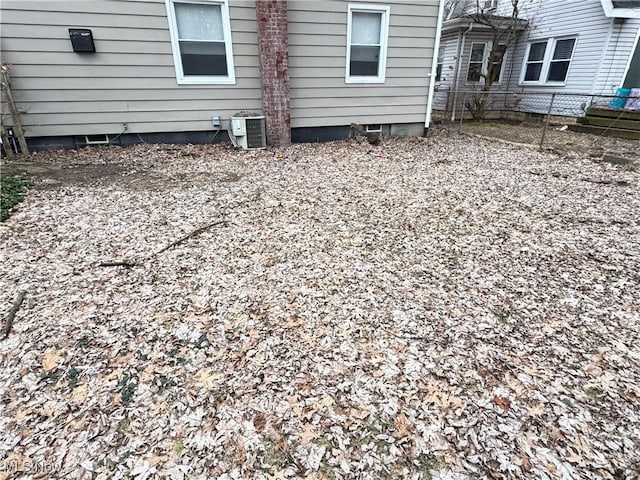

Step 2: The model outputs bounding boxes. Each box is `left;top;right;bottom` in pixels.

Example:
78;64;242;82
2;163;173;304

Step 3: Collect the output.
0;0;263;138
288;0;438;129
0;0;442;143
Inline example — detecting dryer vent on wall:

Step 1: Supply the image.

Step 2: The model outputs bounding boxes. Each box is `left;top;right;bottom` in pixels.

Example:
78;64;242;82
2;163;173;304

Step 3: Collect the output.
69;29;96;52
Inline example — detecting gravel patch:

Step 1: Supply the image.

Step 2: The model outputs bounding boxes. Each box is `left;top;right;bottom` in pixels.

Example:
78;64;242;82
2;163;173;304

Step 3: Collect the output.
1;134;639;479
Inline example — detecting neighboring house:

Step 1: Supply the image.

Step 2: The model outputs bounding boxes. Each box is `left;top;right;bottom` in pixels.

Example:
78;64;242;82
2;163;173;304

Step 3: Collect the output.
433;0;528;114
0;0;445;150
434;0;640;117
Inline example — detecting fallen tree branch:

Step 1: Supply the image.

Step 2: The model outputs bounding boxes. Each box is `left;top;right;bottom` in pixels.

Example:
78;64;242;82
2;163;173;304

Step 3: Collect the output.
156;220;228;255
96;190;262;268
541;213;631;227
527;171;631;187
97;220;228;267
98;260;138;268
97;190;260;268
585;252;609;264
2;290;26;340
580;178;631;187
465;133;539;151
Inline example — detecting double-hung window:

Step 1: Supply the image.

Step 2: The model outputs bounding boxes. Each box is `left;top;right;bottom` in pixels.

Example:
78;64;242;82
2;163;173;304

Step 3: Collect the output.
523;41;546;82
488;44;506;82
166;0;235;84
467;42;506;83
435;45;445;82
547;38;576;82
467;42;486;82
521;37;576;85
346;4;390;83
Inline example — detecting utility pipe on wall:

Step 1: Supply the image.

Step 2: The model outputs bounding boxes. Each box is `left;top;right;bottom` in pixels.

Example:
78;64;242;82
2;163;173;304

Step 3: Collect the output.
451;22;474;121
425;0;447;130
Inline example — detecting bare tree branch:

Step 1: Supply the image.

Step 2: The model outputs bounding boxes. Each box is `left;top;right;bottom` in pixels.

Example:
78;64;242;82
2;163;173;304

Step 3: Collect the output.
462;0;527;119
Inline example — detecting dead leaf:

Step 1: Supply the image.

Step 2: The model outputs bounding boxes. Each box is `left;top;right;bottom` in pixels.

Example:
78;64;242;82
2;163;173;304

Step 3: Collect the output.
0;454;24;480
350;408;370;420
42;351;61;372
492;396;511;413
14;407;34;421
193;369;223;390
394;412;410;438
253;412;266;432
144;454;168;467
71;383;88;404
565;447;586;467
1;136;638;480
526;402;545;416
297;422;319;446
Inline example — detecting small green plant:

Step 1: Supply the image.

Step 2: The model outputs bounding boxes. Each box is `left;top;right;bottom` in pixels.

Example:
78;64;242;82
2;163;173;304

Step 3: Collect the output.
1;175;31;221
257;438;299;474
413;453;445;478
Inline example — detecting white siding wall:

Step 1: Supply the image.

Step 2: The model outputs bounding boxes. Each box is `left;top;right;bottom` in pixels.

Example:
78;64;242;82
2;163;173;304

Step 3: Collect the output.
493;0;538;17
0;0;262;137
593;18;640;93
505;0;640;96
287;0;439;128
432;27;521;113
441;0;640;117
432;30;460;111
457;30;518;88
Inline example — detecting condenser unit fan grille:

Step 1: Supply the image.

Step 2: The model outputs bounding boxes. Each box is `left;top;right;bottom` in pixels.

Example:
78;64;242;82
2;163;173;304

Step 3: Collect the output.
245;118;266;149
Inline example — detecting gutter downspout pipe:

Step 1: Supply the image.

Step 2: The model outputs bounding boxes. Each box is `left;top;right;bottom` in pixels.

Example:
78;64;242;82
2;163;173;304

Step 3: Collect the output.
425;0;447;132
452;22;473;121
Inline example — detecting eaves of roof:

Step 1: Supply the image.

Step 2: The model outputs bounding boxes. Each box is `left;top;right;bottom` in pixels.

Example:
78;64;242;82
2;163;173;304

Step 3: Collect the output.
601;0;640;18
442;15;529;34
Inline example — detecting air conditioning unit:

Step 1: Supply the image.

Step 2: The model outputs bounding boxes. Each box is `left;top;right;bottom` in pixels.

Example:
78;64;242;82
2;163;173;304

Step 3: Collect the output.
229;113;266;150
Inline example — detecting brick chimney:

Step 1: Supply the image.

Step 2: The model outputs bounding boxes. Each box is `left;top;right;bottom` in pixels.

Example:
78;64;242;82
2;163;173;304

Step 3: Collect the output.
256;0;291;148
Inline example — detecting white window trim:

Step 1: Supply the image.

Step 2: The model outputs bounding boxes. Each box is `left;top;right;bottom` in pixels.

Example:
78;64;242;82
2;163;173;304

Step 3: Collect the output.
519;36;577;86
165;0;236;85
435;45;445;83
465;41;506;85
345;4;390;84
466;41;487;84
600;0;640;19
489;44;507;84
483;0;498;9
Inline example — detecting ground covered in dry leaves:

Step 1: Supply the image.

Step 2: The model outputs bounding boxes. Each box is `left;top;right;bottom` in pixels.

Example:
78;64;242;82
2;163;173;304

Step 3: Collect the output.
455;121;640;163
1;133;639;480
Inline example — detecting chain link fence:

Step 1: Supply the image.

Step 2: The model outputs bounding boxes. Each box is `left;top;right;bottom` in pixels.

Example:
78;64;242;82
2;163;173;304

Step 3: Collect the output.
432;89;640;150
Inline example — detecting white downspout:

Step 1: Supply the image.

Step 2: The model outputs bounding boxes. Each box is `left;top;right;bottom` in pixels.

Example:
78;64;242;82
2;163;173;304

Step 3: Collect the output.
425;0;447;131
451;22;473;121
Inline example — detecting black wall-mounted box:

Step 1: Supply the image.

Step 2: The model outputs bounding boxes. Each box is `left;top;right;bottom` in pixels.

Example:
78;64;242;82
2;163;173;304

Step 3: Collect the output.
69;29;95;53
